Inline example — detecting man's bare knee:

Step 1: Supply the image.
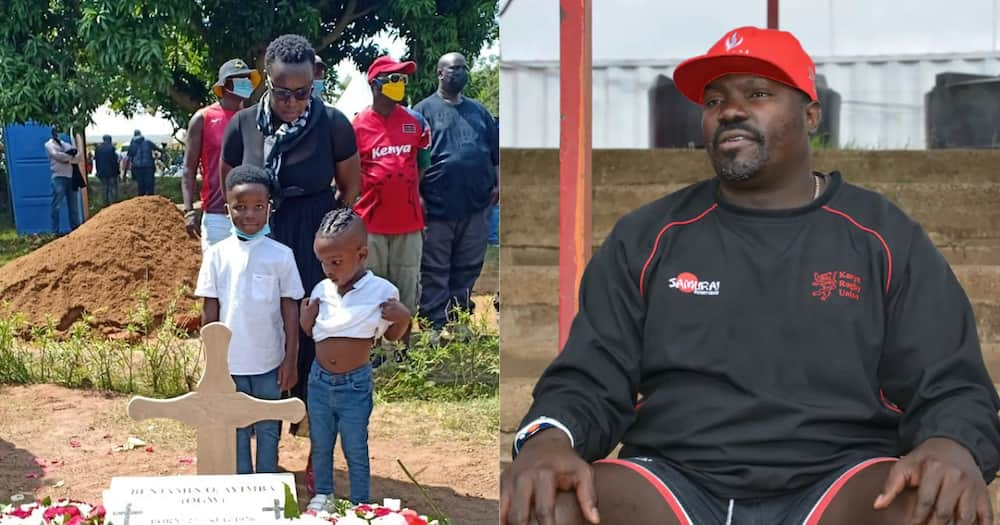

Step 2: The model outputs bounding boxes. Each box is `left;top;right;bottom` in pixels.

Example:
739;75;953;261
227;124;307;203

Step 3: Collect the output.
552;491;586;525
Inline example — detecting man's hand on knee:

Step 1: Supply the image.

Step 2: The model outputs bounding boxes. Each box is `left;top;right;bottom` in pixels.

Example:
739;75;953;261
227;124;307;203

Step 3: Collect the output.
500;428;600;525
874;437;993;525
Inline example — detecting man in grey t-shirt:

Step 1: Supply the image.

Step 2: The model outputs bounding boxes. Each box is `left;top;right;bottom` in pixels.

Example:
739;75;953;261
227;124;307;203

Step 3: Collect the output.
43;128;82;233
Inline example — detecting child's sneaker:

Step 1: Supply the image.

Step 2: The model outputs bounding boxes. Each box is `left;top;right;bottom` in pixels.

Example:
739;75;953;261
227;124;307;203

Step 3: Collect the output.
307;494;329;512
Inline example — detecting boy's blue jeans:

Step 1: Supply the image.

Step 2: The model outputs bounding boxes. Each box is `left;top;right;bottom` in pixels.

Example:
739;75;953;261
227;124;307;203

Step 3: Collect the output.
307;361;374;504
232;367;281;474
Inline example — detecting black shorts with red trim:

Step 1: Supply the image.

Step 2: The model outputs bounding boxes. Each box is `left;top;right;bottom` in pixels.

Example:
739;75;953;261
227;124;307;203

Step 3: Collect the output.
599;456;896;525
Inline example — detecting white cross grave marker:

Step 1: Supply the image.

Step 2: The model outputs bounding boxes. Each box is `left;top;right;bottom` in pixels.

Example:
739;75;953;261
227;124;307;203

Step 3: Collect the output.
127;322;306;475
112;502;142;525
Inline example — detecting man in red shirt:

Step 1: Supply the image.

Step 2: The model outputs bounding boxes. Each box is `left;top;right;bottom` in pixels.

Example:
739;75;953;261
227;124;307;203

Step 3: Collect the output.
353;55;431;351
182;58;262;251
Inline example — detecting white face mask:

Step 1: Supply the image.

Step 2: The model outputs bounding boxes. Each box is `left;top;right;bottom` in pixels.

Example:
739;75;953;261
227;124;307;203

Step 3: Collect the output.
230;78;255;99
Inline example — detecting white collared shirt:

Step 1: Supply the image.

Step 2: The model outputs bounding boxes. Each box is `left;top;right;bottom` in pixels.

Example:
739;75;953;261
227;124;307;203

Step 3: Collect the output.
309;271;399;341
195;235;304;374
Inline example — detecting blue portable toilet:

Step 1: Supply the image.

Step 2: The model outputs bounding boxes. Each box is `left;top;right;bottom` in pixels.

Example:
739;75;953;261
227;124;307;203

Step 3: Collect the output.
4;123;85;235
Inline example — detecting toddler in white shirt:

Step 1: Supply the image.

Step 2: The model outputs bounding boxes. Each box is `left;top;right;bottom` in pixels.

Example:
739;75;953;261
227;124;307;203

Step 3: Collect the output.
299;208;410;508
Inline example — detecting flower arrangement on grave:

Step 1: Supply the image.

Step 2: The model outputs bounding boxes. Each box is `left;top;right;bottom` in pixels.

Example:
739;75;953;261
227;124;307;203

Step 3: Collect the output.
0;496;105;525
1;497;441;525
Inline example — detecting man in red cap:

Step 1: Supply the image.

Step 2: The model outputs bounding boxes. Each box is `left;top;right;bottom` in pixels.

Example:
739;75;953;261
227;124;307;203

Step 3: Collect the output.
352;55;431;356
500;26;999;525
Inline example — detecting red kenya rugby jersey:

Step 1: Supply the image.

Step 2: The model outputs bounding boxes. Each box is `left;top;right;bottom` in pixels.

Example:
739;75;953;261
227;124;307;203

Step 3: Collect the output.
352;105;430;234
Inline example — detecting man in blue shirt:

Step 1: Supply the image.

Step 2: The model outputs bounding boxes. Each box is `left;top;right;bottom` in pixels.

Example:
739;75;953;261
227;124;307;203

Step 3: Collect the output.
414;52;500;329
127;129;163;196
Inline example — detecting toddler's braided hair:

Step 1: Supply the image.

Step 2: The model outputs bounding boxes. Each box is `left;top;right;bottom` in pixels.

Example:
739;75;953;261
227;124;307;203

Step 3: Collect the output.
317;207;364;239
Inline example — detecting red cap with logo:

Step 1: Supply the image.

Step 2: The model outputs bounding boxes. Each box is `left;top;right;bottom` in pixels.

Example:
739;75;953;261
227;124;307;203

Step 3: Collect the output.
673;26;818;104
367;55;417;83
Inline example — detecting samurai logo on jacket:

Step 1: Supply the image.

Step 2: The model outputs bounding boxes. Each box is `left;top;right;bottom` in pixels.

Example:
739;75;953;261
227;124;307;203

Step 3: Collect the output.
668;272;721;296
812;270;862;301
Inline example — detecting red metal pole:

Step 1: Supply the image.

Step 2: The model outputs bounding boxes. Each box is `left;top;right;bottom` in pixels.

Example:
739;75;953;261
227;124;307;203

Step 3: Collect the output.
557;0;592;351
767;0;779;28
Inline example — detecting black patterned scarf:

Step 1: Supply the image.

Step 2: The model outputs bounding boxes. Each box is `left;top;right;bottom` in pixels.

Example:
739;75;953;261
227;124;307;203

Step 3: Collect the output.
255;92;311;195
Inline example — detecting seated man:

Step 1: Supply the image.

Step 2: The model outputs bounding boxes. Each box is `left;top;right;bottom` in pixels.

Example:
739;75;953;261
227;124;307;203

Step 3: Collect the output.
500;26;1000;525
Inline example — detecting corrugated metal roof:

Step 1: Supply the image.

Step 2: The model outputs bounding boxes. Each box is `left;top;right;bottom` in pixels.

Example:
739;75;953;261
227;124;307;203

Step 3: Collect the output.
500;52;1000;149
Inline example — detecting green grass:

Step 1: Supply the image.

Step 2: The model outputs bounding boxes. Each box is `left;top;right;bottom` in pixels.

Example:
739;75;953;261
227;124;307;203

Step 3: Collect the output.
370;396;498;446
0;226;56;266
85;175;184;216
0;175;184;268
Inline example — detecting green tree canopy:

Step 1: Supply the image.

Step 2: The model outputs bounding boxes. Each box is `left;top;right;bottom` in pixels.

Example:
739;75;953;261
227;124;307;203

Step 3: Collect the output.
467;53;498;117
0;0;497;134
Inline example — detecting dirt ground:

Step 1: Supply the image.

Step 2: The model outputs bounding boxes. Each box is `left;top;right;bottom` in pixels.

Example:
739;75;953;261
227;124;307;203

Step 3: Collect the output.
0;384;498;523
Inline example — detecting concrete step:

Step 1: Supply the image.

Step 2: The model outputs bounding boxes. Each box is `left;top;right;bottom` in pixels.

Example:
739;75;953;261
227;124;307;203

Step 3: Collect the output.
501;303;558;349
504;182;1000;250
504;264;1000;305
472;246;499;294
503;263;1000;305
502;352;557;379
954;266;1000;304
501;149;1000;188
504;239;1000;268
500;266;559;306
503;302;1000;347
500;431;514;469
501;376;538;432
983;343;1000;383
936;239;1000;266
502;268;1000;343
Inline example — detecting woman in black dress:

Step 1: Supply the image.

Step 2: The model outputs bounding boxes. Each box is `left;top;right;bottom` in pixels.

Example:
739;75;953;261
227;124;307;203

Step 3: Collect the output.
219;34;361;475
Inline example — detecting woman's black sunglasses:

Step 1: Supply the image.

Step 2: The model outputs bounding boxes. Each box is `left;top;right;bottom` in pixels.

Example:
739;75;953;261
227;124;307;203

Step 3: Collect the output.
267;79;311;102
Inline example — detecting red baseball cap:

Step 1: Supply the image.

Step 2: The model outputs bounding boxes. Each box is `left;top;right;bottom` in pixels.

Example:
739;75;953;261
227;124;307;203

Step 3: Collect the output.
367;55;417;83
673;26;818;104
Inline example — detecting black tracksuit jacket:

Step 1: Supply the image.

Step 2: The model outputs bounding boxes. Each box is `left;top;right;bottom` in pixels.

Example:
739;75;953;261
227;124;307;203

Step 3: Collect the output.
519;172;1000;498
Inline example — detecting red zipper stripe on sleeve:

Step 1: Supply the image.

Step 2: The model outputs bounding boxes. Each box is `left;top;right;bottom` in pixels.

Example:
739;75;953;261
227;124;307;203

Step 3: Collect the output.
639;204;718;296
821;206;893;294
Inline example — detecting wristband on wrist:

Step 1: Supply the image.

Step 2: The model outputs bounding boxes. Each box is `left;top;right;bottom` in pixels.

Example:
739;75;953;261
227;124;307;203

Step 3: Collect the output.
513;416;575;455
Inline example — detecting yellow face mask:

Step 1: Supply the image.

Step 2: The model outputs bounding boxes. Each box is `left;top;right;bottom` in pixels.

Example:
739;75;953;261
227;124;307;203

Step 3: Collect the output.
381;81;406;102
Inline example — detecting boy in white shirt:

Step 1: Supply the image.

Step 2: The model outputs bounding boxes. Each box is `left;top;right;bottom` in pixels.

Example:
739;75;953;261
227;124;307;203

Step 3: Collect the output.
299;208;411;509
194;165;304;474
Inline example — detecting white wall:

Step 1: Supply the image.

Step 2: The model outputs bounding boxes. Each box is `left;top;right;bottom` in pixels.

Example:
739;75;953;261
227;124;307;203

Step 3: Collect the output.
499;0;1000;149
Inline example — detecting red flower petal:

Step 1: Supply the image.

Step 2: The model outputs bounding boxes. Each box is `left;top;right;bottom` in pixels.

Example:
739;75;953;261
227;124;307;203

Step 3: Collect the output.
69;439;81;448
43;505;80;520
24;472;41;478
144;446;155;453
403;515;428;525
179;456;195;464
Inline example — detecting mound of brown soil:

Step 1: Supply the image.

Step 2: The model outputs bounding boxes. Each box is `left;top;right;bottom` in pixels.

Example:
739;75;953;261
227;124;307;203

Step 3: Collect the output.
0;196;202;334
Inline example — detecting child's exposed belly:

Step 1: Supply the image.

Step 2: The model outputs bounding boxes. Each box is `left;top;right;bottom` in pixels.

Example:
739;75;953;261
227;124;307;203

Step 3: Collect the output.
314;337;374;373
